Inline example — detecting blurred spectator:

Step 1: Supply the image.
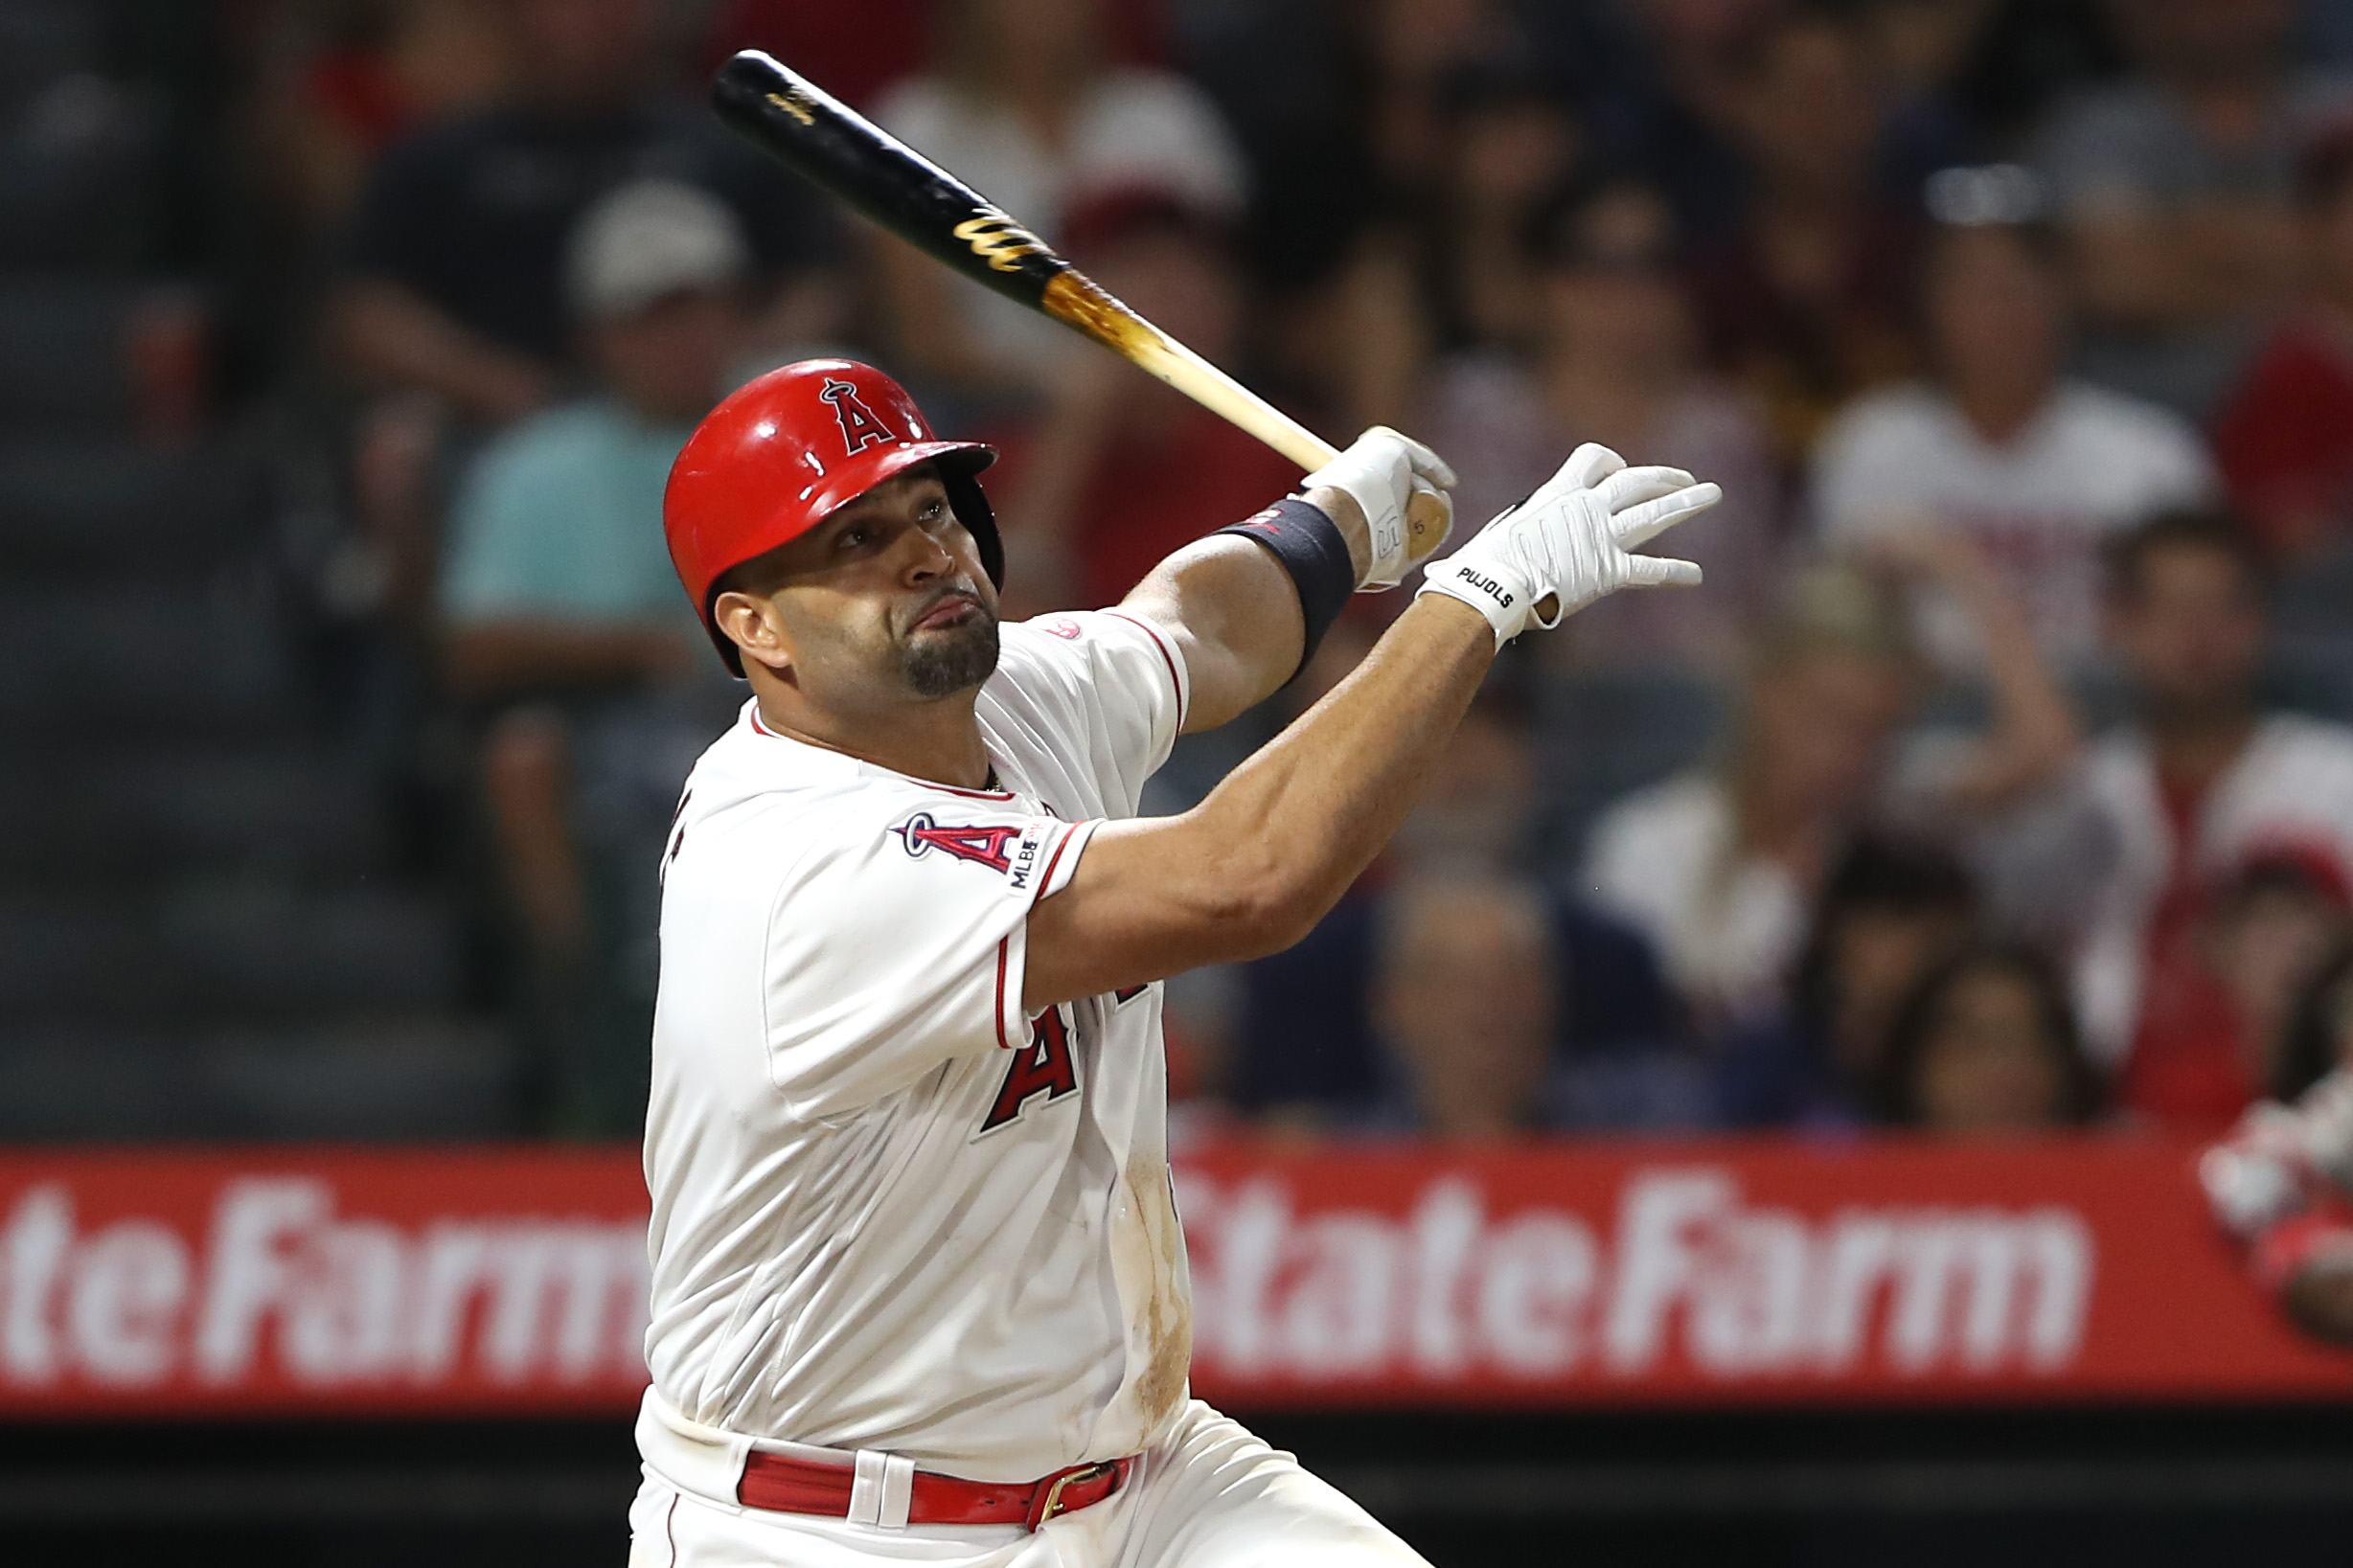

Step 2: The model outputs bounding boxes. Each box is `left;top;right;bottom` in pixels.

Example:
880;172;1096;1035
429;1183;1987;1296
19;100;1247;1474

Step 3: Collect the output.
439;180;751;1133
1231;684;1687;1129
250;0;514;237
1439;68;1588;353
1222;0;1558;433
870;0;1246;403
1878;943;2100;1132
1580;0;1779;246
2275;941;2353;1101
2032;0;2351;418
1167;0;1377;301
1688;5;1923;475
1853;0;1998;200
2212;124;2353;559
1942;0;2127;154
331;0;840;425
2071;512;2353;1130
1716;833;1980;1129
1581;552;2077;1031
993;190;1299;615
1425;178;1780;670
1370;875;1561;1141
2206;854;2353;1093
1813;170;2215;671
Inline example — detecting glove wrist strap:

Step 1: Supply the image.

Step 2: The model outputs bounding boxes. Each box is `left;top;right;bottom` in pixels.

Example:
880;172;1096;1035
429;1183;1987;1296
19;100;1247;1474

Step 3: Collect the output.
1415;556;1528;648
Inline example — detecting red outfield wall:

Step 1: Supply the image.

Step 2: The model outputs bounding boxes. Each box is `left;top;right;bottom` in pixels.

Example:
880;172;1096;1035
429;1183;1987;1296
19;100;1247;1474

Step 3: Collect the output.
0;1137;2347;1418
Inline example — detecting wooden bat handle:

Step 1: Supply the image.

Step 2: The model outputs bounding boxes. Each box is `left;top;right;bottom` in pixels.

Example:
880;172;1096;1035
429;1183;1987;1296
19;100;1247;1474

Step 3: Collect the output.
1041;273;1450;563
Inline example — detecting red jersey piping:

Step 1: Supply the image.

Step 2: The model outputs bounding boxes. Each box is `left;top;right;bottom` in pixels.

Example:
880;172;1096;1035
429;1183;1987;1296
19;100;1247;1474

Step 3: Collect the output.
994;936;1014;1050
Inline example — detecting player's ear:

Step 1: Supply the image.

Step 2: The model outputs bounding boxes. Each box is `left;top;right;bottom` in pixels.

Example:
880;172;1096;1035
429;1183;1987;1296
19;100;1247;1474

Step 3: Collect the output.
714;589;795;676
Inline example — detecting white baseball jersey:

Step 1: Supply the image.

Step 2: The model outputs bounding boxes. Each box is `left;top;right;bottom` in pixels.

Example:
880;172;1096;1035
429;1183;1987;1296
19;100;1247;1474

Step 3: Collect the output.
640;608;1195;1485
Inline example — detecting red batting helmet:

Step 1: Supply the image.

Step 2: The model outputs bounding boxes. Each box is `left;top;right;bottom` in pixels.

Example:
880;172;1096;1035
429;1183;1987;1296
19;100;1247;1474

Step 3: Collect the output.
663;358;1001;674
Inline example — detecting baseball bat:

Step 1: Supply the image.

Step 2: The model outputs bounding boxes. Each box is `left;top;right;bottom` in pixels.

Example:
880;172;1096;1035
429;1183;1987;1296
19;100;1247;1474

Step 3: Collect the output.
711;50;1450;564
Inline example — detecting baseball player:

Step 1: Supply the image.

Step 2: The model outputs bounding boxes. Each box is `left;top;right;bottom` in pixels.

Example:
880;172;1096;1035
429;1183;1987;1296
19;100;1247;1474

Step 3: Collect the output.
2202;1067;2353;1346
629;356;1720;1566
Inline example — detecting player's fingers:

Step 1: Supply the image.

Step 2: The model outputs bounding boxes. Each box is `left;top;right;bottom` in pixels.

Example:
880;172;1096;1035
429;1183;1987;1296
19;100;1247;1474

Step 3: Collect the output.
1593;465;1698;513
1364;425;1453;483
1623;553;1704;589
1402;472;1440;526
1613;481;1723;548
1399;432;1459;491
1554;442;1625;491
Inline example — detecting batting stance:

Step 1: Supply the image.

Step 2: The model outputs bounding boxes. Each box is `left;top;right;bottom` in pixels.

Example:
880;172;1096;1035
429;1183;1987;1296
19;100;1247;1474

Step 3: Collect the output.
631;356;1720;1566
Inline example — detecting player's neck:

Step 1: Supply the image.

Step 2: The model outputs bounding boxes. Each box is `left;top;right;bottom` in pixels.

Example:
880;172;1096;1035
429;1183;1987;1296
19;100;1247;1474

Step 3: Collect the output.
754;688;997;792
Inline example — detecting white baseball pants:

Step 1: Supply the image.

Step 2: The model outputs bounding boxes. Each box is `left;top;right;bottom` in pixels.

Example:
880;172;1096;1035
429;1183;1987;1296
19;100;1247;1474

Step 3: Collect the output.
626;1399;1432;1568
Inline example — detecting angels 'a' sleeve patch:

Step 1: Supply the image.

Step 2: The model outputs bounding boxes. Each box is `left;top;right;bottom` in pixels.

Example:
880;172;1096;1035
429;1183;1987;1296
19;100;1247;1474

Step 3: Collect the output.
761;805;1100;1118
886;814;1074;898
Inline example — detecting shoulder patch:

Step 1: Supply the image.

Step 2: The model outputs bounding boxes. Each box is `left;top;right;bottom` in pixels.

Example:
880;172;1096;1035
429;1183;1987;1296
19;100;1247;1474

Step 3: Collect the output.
891;812;1020;873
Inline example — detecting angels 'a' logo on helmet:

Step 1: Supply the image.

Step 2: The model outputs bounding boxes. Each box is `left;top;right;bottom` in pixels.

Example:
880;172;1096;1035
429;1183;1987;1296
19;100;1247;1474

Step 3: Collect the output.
819;376;894;456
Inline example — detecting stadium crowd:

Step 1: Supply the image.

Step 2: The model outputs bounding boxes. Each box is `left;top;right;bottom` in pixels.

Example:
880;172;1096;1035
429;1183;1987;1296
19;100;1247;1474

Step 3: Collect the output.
62;0;2353;1148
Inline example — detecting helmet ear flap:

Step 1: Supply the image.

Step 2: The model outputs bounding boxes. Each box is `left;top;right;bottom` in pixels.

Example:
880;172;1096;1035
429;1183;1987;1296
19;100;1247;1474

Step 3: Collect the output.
940;461;1004;589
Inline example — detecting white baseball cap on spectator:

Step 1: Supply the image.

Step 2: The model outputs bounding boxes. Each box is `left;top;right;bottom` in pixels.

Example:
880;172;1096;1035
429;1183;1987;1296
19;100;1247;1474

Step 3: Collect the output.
567;179;750;323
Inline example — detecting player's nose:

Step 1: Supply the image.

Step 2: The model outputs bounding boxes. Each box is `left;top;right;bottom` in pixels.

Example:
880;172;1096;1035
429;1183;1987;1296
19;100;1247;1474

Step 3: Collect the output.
896;519;957;584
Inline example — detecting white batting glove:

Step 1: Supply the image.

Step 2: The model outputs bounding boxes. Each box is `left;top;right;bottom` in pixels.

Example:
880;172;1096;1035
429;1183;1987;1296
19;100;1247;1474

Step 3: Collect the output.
1415;443;1720;648
1300;426;1457;591
2199;1072;2353;1241
2201;1102;2319;1238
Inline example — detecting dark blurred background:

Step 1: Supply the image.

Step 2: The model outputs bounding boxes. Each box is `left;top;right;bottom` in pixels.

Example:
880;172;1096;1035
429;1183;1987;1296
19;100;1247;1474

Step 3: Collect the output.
8;0;2353;1562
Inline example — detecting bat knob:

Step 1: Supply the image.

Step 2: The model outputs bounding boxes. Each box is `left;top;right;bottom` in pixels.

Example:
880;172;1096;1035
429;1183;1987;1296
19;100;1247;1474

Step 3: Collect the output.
1404;488;1451;563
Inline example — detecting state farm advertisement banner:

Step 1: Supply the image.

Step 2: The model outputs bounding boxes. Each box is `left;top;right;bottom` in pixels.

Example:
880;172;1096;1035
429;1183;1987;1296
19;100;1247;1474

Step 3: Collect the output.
2;1138;2351;1417
0;1148;651;1417
1174;1140;2353;1407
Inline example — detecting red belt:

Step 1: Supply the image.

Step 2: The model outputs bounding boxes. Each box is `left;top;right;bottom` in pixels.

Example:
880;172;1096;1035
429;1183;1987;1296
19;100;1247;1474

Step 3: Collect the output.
738;1449;1135;1531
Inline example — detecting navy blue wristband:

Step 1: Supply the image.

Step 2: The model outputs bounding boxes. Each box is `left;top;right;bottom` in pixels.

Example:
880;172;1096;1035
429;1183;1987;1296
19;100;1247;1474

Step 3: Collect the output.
1214;496;1356;682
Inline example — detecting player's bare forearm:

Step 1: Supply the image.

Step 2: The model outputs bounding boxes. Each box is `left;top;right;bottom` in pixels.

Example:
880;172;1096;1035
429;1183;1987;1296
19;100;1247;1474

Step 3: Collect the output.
331;280;551;424
2285;1262;2353;1348
1023;592;1492;1007
1117;485;1372;733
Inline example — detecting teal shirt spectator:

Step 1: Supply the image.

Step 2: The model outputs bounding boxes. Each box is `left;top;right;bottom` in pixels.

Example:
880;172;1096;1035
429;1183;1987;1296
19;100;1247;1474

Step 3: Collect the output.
442;398;697;628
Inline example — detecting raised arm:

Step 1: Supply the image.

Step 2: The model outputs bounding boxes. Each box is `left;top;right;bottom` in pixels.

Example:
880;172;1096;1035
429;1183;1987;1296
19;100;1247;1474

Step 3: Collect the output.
1118;427;1446;733
1026;443;1721;1008
1861;526;2081;813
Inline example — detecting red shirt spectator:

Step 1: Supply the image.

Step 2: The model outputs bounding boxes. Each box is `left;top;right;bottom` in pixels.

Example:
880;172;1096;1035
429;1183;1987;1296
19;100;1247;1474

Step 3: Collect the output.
2207;122;2353;558
2213;314;2353;557
2063;515;2353;1131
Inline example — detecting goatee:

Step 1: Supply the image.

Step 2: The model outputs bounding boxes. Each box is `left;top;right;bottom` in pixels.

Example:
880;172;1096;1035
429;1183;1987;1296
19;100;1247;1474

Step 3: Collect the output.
902;604;1000;697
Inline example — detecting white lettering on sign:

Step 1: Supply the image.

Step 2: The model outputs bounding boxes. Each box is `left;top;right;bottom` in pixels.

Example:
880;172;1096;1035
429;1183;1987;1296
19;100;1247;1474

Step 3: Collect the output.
0;1181;648;1394
1178;1167;2094;1384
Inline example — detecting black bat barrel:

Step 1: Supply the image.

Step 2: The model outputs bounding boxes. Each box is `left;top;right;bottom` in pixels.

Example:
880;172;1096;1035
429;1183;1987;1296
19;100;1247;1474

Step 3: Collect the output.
712;51;1070;311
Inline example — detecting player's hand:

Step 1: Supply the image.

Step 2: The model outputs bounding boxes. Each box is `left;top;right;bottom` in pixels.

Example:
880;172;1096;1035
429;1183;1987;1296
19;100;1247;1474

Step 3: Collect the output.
1415;443;1720;648
1300;426;1457;591
2298;1068;2353;1189
2201;1102;2320;1239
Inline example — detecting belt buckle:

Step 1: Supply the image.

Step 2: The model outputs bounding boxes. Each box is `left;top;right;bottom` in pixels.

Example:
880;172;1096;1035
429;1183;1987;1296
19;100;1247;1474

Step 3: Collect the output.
1029;1460;1116;1530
